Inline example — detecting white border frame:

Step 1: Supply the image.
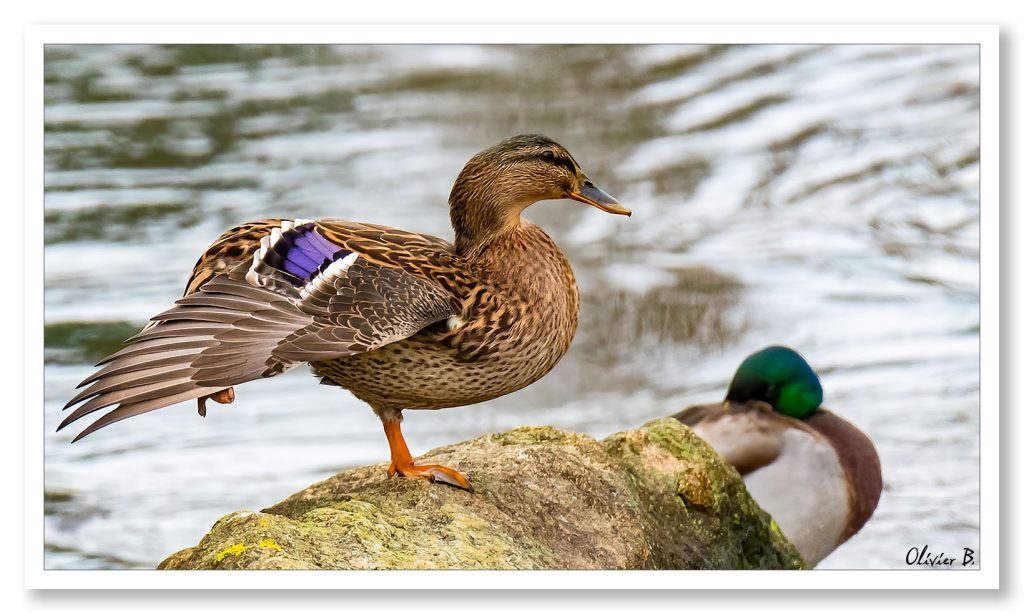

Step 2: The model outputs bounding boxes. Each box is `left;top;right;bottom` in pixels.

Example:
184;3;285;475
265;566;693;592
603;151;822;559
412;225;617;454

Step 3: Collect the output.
24;24;999;590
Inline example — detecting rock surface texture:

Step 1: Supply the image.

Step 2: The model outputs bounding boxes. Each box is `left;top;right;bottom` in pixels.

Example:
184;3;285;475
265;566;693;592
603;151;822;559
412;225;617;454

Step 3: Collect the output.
159;418;804;570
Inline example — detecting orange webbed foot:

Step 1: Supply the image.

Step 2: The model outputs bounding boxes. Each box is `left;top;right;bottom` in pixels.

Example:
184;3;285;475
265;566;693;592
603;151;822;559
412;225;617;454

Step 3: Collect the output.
382;417;473;491
388;460;473;491
197;387;235;417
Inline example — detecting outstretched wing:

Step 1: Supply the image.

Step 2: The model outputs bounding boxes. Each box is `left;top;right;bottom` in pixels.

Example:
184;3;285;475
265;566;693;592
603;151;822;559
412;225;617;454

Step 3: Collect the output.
60;219;459;440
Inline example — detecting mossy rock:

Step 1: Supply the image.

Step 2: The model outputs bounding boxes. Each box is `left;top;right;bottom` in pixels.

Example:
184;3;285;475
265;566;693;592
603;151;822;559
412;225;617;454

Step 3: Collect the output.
158;419;803;570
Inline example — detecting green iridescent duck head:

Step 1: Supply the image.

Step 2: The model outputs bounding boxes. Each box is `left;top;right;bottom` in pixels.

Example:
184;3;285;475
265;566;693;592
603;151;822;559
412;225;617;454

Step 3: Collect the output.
725;346;823;419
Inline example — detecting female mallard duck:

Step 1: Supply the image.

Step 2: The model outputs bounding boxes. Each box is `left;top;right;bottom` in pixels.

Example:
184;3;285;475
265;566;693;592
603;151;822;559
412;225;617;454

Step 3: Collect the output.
60;134;630;492
674;346;882;566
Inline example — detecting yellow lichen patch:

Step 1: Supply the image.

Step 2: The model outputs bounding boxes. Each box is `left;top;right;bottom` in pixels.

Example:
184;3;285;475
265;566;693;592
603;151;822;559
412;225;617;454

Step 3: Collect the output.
675;465;717;512
215;542;247;562
258;538;282;550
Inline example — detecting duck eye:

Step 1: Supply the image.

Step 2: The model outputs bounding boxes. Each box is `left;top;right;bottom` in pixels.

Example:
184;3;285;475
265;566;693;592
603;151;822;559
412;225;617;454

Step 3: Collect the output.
541;151;555;161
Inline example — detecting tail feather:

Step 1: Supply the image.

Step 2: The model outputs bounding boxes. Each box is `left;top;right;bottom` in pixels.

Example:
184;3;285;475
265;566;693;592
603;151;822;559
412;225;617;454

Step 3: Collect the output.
64;365;196;409
81;348;204;386
150;309;246;324
127;322;234;343
63;318;242;435
174;294;263;311
70;387;223;442
61;266;315;441
98;337;217;366
60;380;202;428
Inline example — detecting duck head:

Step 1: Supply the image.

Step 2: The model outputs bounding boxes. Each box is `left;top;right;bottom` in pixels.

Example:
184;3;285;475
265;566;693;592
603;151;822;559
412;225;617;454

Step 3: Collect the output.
449;134;630;253
725;345;823;419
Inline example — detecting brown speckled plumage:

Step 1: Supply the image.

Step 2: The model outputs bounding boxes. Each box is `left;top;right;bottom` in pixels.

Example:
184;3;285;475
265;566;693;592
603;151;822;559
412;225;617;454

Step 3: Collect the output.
60;134;629;489
312;221;579;417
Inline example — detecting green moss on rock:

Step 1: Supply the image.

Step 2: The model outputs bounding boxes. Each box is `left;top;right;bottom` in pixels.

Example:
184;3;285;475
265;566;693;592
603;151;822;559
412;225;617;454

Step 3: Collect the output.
159;421;803;570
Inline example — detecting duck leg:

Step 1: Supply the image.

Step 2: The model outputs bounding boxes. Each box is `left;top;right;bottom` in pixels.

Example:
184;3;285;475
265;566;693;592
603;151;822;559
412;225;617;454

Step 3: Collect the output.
381;418;473;491
197;387;235;417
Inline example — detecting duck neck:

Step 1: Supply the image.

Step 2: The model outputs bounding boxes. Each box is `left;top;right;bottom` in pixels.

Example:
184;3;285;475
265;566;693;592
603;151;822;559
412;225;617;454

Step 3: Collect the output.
449;172;531;256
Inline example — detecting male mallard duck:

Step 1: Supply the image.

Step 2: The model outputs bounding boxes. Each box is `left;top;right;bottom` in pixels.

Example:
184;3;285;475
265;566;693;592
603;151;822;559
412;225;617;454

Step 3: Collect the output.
60;134;631;491
673;346;882;566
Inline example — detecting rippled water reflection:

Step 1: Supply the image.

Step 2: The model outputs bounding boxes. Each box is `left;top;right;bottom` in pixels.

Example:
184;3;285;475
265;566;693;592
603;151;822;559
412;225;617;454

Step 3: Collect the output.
43;44;980;569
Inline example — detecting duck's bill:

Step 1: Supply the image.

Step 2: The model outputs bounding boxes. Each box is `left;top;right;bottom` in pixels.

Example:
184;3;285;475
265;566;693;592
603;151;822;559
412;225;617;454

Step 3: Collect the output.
568;181;631;216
